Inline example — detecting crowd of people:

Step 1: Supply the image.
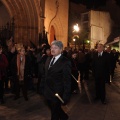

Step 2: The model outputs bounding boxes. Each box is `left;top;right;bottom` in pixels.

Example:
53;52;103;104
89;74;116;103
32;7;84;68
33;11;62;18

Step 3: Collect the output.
0;40;119;120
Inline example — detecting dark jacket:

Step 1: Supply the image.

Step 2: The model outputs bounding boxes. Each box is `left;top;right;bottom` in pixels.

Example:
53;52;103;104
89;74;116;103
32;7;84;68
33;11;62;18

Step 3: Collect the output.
92;52;109;79
42;55;71;103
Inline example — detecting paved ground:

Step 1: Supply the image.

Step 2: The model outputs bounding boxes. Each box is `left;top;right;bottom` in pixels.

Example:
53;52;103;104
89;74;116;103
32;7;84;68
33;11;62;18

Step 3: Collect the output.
0;64;120;120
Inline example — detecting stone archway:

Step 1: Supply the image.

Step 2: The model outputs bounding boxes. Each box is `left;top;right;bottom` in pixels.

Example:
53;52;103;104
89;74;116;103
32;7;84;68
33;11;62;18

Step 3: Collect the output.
1;0;39;45
50;25;56;44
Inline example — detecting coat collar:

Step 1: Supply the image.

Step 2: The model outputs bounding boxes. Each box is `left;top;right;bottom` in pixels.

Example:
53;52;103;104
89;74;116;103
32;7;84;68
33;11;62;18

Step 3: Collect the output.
45;55;63;72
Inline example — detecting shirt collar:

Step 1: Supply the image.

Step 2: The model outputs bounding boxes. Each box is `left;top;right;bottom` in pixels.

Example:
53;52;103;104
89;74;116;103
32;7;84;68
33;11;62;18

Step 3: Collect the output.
101;51;103;55
54;54;61;60
98;51;103;55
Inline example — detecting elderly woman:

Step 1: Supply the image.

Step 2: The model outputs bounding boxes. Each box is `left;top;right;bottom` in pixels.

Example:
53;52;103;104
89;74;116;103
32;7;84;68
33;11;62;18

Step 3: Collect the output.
11;46;32;101
0;45;8;104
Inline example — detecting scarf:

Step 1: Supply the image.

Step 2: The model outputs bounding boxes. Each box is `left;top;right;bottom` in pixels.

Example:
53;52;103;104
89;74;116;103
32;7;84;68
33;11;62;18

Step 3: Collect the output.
17;54;25;81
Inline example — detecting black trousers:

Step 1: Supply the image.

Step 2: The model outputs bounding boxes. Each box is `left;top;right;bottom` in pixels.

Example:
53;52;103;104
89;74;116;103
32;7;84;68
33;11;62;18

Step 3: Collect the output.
47;99;68;120
106;72;110;84
37;77;41;93
14;78;28;100
78;63;84;81
95;77;106;102
111;66;115;78
0;80;4;99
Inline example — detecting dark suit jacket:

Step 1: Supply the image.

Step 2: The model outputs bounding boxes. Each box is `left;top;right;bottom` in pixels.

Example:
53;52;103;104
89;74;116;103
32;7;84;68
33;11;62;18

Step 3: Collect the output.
42;55;71;103
92;52;109;79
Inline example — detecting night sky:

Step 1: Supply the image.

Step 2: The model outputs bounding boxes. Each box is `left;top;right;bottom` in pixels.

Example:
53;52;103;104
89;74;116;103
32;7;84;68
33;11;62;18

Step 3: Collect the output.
70;0;120;43
70;0;120;8
70;0;106;9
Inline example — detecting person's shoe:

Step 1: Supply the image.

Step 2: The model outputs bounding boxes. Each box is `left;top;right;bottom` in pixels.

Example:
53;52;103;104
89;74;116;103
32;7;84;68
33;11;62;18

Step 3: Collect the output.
72;90;77;94
102;101;107;105
1;99;5;104
14;96;20;100
60;114;69;120
24;97;28;101
108;82;111;85
94;97;99;101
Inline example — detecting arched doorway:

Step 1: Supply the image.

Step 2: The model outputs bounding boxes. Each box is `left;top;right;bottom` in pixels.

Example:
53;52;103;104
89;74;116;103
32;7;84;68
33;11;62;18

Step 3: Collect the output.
0;1;10;25
50;25;56;44
0;0;38;45
0;2;12;47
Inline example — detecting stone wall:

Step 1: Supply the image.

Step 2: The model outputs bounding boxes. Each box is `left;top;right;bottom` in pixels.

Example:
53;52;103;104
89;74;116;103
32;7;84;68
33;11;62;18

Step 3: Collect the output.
0;4;10;25
90;10;112;48
0;0;69;47
1;0;39;45
44;0;69;47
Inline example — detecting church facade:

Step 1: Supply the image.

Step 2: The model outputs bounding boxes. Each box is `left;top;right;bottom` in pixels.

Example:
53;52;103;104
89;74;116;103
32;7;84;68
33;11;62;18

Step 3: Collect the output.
0;0;69;47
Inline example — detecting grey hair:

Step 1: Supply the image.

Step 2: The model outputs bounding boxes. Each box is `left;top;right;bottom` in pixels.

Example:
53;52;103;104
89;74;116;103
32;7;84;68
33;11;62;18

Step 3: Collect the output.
98;43;104;48
51;40;63;49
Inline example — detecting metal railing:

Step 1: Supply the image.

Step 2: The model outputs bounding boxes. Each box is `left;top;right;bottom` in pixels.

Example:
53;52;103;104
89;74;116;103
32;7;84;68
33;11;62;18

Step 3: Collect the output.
0;17;15;46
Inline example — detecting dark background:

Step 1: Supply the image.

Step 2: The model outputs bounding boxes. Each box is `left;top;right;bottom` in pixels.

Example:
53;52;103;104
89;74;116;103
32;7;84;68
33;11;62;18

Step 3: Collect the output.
69;0;120;43
70;0;120;8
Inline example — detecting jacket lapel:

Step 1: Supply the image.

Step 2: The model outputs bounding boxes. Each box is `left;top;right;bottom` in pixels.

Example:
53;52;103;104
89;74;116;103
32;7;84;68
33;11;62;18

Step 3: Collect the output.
53;55;63;66
48;55;63;70
45;56;52;73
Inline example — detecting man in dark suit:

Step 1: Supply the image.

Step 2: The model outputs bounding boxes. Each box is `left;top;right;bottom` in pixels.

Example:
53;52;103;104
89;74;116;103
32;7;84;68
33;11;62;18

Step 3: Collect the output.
92;44;109;104
41;40;71;120
106;47;118;83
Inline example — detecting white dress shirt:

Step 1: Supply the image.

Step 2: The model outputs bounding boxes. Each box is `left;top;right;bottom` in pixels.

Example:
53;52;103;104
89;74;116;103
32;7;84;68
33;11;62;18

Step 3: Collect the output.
98;51;103;56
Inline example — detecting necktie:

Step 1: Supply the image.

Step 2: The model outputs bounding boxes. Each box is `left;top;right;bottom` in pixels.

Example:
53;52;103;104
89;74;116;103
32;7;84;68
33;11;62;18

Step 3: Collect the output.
49;57;55;67
98;53;101;57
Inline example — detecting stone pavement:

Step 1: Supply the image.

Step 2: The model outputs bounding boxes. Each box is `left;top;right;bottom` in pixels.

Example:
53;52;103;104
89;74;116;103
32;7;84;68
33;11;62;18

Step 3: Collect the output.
69;64;120;120
0;64;120;120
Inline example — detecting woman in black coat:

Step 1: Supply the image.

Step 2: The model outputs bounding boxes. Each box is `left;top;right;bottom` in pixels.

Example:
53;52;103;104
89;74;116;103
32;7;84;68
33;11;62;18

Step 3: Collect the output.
11;47;32;101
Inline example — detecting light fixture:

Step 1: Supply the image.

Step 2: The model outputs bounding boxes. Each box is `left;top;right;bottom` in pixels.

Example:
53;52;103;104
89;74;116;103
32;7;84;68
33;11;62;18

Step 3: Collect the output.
73;24;80;32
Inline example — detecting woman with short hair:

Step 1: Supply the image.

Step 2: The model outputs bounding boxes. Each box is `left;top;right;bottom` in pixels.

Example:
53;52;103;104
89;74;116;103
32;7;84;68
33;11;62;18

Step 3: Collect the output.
11;46;32;101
